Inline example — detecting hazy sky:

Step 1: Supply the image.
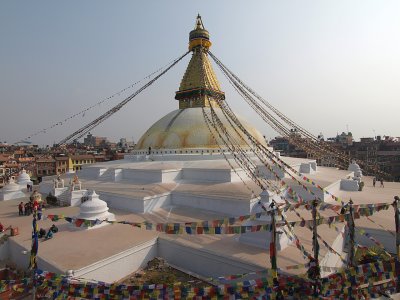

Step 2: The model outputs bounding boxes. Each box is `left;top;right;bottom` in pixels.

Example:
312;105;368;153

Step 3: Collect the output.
1;1;399;146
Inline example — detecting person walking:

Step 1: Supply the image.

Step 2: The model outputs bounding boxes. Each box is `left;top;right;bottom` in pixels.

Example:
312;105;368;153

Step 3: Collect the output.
380;179;384;188
372;178;376;187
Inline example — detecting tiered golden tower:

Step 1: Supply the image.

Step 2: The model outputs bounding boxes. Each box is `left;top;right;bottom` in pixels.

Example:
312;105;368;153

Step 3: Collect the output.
175;15;225;109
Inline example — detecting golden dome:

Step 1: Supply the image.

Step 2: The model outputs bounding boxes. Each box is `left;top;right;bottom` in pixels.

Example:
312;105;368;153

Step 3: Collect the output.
135;108;266;150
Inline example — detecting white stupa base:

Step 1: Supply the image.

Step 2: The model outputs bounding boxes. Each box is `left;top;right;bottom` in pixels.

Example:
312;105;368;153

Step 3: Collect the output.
73;191;116;230
238;220;291;250
0;190;26;201
19;180;33;189
340;179;359;191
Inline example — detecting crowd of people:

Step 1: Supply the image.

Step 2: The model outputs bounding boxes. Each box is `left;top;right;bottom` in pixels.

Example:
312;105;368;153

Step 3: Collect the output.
18;195;44;220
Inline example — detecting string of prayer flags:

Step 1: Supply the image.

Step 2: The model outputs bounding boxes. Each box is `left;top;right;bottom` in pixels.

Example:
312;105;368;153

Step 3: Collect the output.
42;208;390;235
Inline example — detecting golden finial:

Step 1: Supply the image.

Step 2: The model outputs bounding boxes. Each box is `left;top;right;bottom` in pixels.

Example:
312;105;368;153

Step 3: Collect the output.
195;14;204;30
189;14;211;51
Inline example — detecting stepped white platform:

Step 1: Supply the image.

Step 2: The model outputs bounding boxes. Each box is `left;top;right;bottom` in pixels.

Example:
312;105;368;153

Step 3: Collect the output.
0;153;398;284
40;154;355;216
1;175;399;283
0;179;25;201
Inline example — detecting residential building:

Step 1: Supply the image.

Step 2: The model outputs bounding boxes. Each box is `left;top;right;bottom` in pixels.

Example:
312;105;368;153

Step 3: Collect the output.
55;156;73;174
83;133;108;148
70;154;96;171
36;157;56;178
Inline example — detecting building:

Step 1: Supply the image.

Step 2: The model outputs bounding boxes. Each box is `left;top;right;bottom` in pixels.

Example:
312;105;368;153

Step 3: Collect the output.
36;157;56;178
0;155;9;187
327;131;354;147
269;136;308;158
3;157;19;180
83;133;108;148
70;154;96;171
270;134;400;181
55;156;73;174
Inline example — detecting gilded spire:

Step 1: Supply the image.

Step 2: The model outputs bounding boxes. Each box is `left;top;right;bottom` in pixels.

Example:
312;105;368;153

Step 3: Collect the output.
175;15;225;109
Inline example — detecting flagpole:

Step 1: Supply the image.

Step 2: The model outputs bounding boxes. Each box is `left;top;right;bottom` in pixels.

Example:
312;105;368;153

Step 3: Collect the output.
347;199;355;300
29;215;38;300
348;199;355;267
269;201;283;299
394;196;400;293
311;198;320;298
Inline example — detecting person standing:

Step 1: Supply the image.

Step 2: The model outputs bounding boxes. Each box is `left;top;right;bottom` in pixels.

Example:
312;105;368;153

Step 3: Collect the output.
18;202;24;216
24;202;29;216
380;179;384;188
373;178;376;187
37;204;43;220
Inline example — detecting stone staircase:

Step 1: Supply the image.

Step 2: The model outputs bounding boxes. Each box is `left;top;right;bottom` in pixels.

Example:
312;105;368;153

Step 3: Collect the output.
99;168;116;182
56;188;71;207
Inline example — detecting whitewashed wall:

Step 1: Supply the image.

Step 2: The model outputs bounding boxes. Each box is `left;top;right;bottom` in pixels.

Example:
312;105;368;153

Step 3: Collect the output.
158;237;264;278
73;238;157;282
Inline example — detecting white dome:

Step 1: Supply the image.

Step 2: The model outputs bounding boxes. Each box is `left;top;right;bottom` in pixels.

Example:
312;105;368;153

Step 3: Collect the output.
77;191;115;221
348;161;361;172
18;169;32;185
135;107;266;150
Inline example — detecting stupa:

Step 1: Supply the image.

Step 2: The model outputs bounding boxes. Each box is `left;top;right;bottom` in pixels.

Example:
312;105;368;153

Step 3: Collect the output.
0;178;25;201
74;191;115;229
17;169;33;187
30;15;390;284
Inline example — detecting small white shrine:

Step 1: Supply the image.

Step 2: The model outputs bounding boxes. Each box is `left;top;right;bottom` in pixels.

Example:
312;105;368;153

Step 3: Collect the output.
75;191;115;229
0;178;25;201
341;161;363;191
17;169;33;188
238;190;291;250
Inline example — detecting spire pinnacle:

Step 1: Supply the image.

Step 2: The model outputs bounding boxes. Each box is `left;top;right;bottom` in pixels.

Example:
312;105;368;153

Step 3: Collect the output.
189;14;211;51
195;14;205;30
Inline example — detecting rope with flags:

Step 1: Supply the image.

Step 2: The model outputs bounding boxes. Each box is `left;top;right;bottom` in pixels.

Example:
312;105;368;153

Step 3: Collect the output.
209;51;392;180
57;50;190;146
12;54;186;145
